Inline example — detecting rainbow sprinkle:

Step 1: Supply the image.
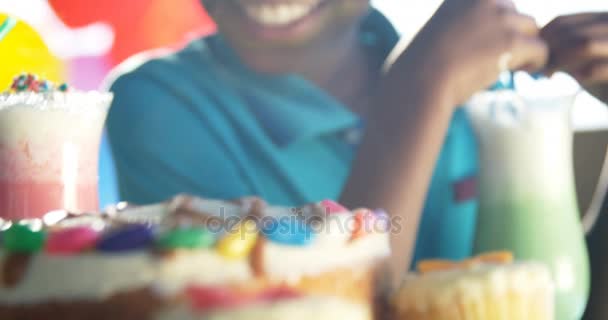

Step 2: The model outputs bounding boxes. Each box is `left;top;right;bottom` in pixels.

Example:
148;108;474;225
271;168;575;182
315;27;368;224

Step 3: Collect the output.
58;83;69;92
6;73;69;93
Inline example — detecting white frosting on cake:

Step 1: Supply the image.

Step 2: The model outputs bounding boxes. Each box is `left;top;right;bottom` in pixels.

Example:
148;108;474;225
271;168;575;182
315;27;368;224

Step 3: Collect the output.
263;233;389;281
0;198;390;304
154;250;252;295
0;252;155;303
155;296;371;320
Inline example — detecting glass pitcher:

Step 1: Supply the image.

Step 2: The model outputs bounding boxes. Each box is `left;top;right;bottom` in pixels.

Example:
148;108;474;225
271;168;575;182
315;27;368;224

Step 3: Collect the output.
467;75;608;320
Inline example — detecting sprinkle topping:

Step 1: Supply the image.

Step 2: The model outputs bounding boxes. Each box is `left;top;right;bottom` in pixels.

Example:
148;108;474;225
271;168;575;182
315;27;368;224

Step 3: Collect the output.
6;73;69;93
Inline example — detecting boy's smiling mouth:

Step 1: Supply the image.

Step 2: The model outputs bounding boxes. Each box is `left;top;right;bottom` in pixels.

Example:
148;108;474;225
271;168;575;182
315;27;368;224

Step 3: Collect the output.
210;0;370;53
236;0;329;28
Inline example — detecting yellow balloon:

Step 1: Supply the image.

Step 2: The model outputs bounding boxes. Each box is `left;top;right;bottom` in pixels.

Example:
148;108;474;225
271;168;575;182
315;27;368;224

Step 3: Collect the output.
0;14;65;91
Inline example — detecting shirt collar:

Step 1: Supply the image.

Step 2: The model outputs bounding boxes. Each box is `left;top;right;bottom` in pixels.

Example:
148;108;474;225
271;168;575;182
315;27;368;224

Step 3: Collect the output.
207;8;399;148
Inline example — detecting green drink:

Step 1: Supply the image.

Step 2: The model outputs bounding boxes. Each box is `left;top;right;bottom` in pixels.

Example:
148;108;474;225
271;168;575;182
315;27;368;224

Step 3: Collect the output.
468;90;590;320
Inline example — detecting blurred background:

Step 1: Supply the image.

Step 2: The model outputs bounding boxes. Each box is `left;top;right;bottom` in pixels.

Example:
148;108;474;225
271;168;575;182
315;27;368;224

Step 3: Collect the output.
1;0;607;207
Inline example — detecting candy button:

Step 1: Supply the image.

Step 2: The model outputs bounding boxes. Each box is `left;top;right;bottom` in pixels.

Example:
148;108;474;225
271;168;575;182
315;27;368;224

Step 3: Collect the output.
262;217;315;246
2;224;46;253
319;199;348;215
373;209;390;233
157;227;215;250
46;227;100;255
96;224;154;252
217;220;258;260
351;209;373;241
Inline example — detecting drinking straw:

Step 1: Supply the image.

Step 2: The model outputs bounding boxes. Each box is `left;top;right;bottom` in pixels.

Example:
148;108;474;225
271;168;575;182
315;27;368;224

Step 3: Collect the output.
0;16;17;43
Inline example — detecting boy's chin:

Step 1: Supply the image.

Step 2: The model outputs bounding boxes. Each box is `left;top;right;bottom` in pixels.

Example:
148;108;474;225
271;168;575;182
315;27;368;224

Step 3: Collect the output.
236;50;299;75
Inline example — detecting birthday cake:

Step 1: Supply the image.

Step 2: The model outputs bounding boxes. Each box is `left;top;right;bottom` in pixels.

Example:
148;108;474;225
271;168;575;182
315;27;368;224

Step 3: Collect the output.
0;195;391;320
392;252;555;320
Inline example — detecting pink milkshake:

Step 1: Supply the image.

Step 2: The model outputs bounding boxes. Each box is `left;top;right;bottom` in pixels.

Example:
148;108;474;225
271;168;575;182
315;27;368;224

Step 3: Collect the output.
0;77;111;219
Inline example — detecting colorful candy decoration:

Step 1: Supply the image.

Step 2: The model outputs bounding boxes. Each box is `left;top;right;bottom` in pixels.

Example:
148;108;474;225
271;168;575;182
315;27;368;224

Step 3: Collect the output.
351;209;370;241
372;209;390;233
46;226;100;255
262;217;315;246
217;220;258;260
319;199;348;215
6;73;68;93
96;224;154;252
351;209;392;241
57;83;69;92
157;227;215;250
0;14;66;91
2;224;47;253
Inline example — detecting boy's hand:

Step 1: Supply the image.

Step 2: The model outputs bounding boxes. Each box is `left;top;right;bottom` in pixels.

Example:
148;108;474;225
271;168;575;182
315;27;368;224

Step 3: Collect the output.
388;0;548;106
542;13;608;104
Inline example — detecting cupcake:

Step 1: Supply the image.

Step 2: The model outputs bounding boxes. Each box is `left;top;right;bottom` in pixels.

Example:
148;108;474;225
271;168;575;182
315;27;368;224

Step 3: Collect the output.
392;252;555;320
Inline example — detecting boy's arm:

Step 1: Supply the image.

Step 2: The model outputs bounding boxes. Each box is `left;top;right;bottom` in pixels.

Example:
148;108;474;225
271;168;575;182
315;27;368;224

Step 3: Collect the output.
339;0;548;285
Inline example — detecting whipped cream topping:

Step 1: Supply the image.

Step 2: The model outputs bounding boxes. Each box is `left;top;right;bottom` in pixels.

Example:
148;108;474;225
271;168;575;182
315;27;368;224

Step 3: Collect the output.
0;89;111;182
0;91;112;114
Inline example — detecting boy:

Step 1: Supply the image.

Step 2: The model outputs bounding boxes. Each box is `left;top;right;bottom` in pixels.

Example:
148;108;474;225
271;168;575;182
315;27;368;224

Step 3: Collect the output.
107;0;608;281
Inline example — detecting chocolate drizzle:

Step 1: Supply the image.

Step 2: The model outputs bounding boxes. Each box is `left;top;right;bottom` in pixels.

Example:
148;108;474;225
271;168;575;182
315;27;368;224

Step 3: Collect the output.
1;253;32;288
249;237;266;278
163;195;214;228
234;197;268;278
231;197;266;220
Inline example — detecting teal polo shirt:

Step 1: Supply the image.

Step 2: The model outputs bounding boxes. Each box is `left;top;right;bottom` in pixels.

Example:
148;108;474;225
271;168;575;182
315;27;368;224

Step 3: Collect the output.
106;10;479;265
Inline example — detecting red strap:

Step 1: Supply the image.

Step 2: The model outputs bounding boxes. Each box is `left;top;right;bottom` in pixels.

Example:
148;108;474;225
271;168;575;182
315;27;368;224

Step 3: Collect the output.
454;175;478;203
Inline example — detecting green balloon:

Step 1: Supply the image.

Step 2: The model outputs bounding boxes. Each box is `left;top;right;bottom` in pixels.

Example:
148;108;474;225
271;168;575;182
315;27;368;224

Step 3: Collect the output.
157;227;215;249
3;224;46;253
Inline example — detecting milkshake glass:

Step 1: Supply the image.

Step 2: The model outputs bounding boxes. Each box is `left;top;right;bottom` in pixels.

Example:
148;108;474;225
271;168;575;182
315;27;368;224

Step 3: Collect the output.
0;90;111;219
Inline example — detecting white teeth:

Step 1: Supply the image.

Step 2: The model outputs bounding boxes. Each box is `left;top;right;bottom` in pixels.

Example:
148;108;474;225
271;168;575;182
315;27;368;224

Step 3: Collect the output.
244;1;321;26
